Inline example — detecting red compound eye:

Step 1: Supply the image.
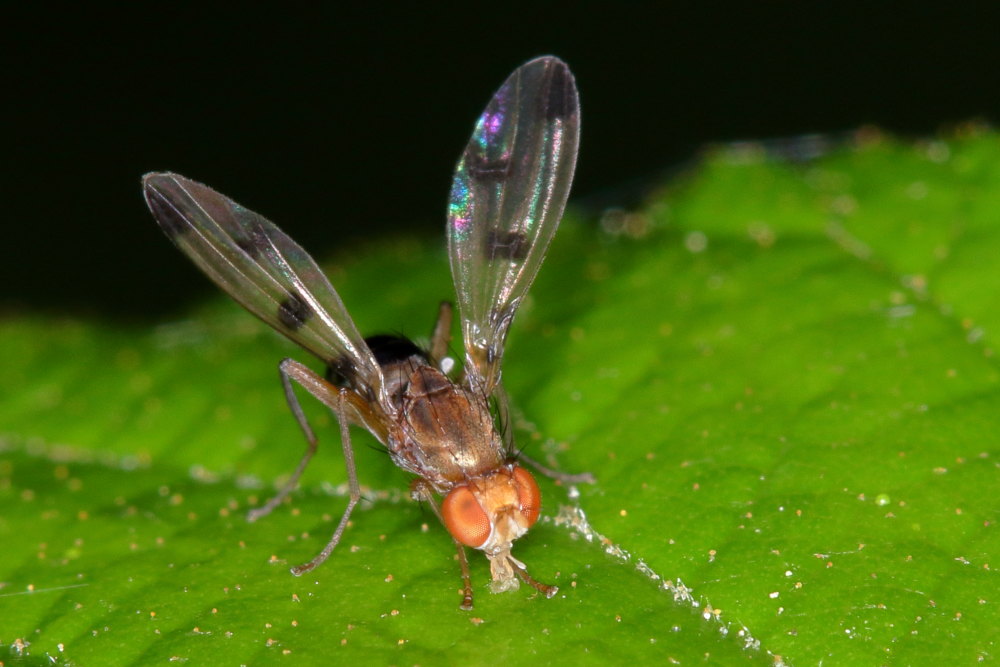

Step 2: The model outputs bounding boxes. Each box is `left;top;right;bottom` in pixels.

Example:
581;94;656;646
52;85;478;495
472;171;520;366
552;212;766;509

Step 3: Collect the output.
513;466;541;526
442;486;491;548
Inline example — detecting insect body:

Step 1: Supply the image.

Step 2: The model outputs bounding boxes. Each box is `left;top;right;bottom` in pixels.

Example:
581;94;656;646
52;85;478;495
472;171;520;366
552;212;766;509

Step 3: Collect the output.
143;56;580;609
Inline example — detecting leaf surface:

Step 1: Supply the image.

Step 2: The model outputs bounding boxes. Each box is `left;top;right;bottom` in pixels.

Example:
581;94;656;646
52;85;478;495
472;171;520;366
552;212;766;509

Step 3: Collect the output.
3;131;999;664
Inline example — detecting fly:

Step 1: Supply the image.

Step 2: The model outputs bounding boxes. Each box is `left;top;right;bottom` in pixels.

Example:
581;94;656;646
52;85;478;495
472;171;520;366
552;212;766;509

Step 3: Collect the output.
142;56;582;609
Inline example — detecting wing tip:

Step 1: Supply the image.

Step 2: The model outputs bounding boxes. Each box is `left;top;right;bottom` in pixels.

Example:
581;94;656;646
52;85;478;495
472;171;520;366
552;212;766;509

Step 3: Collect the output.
523;54;567;68
141;172;193;238
142;171;176;190
516;56;578;122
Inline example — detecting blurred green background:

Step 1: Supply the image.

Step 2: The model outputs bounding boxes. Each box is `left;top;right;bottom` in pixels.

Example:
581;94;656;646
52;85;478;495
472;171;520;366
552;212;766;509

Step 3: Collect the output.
6;4;1000;319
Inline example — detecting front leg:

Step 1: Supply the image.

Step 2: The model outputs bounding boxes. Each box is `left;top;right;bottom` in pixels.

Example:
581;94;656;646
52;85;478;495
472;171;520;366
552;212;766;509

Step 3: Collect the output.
411;478;475;610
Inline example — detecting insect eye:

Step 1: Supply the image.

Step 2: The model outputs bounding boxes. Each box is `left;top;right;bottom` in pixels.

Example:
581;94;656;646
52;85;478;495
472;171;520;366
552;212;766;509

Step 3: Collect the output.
512;466;541;526
442;486;491;548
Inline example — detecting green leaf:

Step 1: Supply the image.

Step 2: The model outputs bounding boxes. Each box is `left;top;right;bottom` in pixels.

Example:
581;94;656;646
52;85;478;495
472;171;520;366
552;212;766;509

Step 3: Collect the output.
3;129;1000;664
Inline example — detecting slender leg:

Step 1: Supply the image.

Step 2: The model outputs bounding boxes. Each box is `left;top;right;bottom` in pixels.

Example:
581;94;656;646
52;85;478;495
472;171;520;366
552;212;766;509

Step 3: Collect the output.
245;358;363;576
453;542;474;611
412;479;474;610
247;359;325;522
498;384;596;484
291;386;360;575
509;558;559;599
517;451;595;485
429;301;453;365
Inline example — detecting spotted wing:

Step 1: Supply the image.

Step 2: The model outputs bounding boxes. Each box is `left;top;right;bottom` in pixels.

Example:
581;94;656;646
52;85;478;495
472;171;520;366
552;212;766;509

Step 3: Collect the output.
447;56;580;393
143;172;383;396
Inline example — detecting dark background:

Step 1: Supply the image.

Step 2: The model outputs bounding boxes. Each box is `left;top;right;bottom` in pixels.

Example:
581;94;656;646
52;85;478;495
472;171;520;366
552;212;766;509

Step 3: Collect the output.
8;3;1000;320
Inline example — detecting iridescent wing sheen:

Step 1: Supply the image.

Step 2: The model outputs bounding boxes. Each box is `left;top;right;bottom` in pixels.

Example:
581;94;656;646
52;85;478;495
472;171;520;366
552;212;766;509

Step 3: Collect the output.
447;56;580;394
143;172;384;398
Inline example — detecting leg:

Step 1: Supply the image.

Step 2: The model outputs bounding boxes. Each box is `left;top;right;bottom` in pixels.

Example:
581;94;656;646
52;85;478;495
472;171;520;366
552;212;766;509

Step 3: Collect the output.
247;359;325;522
517;451;595;485
494;381;595;484
412;478;474;610
291;386;360;575
509;556;559;599
246;358;363;576
429;301;453;366
452;542;475;611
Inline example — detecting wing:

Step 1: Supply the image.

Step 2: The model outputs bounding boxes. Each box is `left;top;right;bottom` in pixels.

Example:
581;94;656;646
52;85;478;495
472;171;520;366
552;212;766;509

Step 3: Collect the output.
447;56;580;394
143;172;384;398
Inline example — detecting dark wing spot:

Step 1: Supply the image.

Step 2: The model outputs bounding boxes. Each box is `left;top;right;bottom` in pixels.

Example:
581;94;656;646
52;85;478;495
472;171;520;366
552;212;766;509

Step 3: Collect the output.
543;61;576;121
233;223;269;259
145;186;191;239
325;356;356;387
278;292;312;331
234;235;259;259
466;150;511;183
485;230;529;261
